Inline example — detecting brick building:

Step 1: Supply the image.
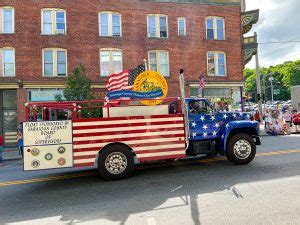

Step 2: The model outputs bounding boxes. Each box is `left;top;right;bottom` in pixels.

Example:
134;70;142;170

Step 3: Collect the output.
0;0;258;146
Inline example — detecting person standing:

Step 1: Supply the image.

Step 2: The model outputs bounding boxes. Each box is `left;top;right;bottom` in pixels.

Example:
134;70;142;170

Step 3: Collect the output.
254;110;261;123
293;110;300;132
283;109;292;131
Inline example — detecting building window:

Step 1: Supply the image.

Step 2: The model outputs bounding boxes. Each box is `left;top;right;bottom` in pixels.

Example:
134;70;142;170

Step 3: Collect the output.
147;15;168;38
148;50;170;77
207;52;226;77
99;12;121;37
1;48;15;77
178;18;186;36
43;48;67;77
206;17;225;40
1;7;14;33
41;9;66;35
100;49;122;76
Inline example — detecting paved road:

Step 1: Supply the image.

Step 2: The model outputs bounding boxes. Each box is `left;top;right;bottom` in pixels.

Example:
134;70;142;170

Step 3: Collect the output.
0;135;299;225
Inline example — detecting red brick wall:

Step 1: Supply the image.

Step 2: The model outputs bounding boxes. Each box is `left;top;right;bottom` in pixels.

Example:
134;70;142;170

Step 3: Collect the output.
0;0;243;98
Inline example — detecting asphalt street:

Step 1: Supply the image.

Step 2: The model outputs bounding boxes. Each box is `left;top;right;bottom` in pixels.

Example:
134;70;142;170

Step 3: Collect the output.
0;135;299;225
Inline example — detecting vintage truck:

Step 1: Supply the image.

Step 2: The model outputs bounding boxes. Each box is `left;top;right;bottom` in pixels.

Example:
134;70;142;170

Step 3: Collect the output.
20;96;260;180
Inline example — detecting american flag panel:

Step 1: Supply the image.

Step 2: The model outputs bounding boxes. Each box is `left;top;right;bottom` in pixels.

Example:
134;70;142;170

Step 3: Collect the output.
72;114;186;167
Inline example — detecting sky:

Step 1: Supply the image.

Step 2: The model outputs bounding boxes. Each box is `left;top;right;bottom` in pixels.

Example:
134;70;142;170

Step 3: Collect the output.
245;0;300;68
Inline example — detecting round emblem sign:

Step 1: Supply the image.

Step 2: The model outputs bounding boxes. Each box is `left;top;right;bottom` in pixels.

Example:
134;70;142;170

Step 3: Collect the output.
45;153;53;161
58;146;66;154
31;148;40;156
31;160;40;168
133;70;168;106
58;158;66;166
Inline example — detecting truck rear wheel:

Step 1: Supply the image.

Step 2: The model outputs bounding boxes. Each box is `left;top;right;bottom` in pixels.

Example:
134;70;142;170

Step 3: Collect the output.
98;144;134;180
226;133;256;165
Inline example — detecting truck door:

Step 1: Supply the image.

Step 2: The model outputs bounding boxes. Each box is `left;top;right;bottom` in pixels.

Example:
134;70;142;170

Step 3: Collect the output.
188;100;214;140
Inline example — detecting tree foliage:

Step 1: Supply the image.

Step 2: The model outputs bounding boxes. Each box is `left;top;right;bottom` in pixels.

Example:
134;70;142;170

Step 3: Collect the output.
55;64;102;118
244;60;300;102
56;64;93;101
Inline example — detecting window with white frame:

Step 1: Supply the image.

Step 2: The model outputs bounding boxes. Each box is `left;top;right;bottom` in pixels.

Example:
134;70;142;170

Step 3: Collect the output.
41;9;66;35
148;50;170;77
43;48;67;77
99;12;121;37
147;15;168;38
178;18;186;36
207;52;226;77
1;7;14;33
206;17;225;40
100;49;122;76
1;48;15;77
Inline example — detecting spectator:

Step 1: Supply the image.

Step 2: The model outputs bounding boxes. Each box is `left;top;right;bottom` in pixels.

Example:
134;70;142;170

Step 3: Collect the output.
254;110;261;123
264;108;272;132
283;109;292;131
293;110;300;132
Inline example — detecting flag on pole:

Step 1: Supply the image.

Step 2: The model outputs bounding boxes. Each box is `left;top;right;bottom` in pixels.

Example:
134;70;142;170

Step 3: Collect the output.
199;74;206;89
104;63;146;105
198;74;206;97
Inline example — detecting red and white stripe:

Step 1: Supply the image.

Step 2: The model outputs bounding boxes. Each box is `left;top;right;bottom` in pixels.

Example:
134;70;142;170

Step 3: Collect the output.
72;114;186;167
106;70;130;92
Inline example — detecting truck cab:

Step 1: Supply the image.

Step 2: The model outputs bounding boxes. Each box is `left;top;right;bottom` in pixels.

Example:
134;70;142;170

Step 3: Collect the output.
186;98;261;164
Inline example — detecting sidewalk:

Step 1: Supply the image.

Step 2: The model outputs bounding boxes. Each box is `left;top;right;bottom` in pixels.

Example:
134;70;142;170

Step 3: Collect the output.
0;147;22;162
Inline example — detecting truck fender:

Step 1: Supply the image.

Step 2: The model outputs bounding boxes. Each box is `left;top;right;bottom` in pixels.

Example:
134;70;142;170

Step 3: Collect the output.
222;121;259;153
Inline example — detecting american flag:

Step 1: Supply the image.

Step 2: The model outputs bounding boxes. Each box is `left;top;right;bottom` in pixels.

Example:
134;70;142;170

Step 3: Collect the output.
128;63;146;87
199;74;206;89
106;63;146;92
106;70;130;92
104;64;146;105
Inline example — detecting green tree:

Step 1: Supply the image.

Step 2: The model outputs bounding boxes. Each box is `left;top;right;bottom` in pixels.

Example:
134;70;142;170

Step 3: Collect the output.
56;64;93;101
56;64;102;118
244;60;300;102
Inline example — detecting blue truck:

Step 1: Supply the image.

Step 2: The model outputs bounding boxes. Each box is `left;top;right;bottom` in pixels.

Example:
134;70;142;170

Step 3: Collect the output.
185;98;260;165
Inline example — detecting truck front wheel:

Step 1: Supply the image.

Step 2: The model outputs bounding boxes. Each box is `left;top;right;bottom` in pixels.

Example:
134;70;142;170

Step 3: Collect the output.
226;133;256;165
98;144;134;180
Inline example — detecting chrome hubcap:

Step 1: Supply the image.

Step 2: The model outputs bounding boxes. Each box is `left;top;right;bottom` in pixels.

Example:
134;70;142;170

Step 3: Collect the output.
105;152;127;175
233;139;252;159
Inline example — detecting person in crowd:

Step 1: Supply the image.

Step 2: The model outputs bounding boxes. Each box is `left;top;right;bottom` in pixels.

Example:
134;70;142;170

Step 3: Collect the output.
273;120;284;135
264;108;272;132
283;109;292;131
293;110;300;132
254;110;261;123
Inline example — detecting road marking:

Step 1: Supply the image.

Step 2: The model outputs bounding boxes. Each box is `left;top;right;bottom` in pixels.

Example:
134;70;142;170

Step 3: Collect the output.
0;149;299;188
0;172;97;188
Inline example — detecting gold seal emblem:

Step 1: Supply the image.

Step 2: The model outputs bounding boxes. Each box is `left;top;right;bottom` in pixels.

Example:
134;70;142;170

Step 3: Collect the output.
133;70;168;105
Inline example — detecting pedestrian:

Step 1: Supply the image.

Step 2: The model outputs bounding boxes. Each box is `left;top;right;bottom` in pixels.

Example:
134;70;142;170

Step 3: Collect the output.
17;123;23;158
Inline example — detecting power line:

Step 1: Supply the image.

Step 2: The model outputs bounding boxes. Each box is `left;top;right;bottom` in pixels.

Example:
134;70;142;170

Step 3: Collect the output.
258;40;300;45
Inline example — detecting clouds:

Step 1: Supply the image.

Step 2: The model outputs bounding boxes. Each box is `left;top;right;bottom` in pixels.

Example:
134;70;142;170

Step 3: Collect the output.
245;0;300;68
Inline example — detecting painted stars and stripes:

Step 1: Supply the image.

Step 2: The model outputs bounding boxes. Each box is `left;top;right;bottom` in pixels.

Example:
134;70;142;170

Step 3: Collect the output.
72;114;186;167
128;63;146;86
189;112;251;140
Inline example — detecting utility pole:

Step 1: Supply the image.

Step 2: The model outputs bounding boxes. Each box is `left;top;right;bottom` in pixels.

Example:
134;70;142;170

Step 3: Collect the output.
269;75;274;103
254;32;263;120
